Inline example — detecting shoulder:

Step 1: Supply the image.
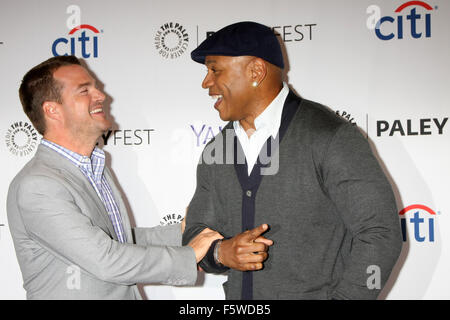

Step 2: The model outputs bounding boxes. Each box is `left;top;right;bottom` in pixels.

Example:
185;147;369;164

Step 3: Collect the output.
286;98;368;160
283;98;348;147
297;99;348;134
8;150;72;200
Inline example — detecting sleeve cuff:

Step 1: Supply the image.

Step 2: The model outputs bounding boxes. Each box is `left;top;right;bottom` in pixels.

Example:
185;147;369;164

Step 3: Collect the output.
166;245;198;286
204;238;230;273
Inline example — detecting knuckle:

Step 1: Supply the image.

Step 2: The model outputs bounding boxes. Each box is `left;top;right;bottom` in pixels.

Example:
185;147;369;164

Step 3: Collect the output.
236;245;245;254
257;253;267;262
256;244;266;252
251;263;262;270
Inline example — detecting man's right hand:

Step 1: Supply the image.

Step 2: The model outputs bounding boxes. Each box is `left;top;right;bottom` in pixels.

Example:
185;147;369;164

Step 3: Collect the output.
218;224;273;271
188;228;223;263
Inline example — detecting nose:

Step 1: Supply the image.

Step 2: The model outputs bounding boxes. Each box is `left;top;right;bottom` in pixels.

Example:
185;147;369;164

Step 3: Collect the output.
94;87;106;102
202;71;214;89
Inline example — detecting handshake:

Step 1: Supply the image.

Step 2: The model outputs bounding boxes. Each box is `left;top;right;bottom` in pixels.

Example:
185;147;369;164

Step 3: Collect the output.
184;222;273;271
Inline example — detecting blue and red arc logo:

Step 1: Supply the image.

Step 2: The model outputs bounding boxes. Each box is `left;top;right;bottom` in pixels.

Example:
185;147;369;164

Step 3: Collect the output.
399;204;436;216
68;24;100;34
400;204;437;242
375;1;434;40
52;24;101;58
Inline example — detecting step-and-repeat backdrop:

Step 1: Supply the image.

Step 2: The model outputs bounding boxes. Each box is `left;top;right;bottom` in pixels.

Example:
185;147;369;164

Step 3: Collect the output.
1;0;449;299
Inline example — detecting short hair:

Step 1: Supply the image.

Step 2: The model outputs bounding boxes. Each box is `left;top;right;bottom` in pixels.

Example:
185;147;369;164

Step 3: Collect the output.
18;55;81;135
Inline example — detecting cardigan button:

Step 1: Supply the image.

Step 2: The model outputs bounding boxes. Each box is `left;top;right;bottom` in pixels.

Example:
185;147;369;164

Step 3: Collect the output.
246;190;252;197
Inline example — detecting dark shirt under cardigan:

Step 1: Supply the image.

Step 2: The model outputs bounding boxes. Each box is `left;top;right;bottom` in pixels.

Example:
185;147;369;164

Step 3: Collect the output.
183;90;403;300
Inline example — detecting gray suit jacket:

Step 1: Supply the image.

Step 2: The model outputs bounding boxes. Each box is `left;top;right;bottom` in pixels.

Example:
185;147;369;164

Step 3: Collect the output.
183;92;403;299
7;144;197;299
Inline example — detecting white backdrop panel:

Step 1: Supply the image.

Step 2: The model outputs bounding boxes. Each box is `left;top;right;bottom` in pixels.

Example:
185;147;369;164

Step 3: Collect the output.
0;0;449;299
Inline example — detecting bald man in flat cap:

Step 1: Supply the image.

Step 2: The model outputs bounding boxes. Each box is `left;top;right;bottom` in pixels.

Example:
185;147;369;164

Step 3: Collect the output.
183;21;402;300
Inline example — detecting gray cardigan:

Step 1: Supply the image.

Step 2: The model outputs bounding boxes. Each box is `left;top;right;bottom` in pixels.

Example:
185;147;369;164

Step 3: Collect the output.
183;91;402;299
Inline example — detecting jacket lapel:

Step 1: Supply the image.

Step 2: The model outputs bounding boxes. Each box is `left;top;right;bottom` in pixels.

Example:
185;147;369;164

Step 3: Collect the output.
103;167;134;244
36;145;118;241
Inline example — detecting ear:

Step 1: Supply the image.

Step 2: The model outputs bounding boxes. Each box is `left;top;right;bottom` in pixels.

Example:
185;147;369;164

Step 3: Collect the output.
42;101;62;122
249;58;267;86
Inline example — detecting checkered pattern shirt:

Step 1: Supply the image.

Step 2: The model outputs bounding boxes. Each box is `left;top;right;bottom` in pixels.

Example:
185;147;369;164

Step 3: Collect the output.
41;139;127;243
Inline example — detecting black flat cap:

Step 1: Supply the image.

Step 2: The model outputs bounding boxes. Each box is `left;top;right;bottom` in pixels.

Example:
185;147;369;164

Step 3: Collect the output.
191;21;284;69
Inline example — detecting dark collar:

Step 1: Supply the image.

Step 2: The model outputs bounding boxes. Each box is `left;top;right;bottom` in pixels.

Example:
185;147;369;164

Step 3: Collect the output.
233;90;302;188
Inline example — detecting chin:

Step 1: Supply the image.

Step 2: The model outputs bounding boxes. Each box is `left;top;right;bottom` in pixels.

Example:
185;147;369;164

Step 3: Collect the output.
218;111;232;122
99;119;112;130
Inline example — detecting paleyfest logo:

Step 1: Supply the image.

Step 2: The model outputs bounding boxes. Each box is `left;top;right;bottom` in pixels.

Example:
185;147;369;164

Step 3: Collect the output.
367;1;436;40
5;121;39;157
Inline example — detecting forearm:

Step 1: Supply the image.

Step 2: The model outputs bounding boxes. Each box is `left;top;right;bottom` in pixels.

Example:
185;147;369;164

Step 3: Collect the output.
331;220;403;299
15;176;198;286
134;223;182;247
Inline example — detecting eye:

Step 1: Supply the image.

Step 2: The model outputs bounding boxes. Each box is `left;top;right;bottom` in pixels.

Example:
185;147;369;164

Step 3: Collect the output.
206;66;220;74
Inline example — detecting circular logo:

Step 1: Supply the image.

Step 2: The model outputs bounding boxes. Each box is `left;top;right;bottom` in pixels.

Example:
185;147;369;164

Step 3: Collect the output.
335;110;357;125
160;213;184;226
154;22;189;59
5;121;39;157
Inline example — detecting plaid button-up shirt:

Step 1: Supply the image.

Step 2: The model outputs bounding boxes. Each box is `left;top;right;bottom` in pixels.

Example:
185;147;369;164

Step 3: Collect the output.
41;139;127;243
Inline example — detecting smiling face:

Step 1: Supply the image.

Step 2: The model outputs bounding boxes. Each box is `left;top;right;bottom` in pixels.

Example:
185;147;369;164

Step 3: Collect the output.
52;64;110;141
202;55;255;122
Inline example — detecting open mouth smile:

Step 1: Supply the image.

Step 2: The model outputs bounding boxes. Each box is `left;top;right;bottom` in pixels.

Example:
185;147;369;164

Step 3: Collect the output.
89;107;103;114
210;94;223;109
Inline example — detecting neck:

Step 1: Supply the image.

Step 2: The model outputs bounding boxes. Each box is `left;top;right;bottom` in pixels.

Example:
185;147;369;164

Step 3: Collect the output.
239;119;257;138
238;82;283;137
43;132;98;157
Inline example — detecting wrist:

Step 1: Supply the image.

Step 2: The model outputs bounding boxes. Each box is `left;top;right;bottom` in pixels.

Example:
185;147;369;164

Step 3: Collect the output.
204;238;229;273
213;239;225;267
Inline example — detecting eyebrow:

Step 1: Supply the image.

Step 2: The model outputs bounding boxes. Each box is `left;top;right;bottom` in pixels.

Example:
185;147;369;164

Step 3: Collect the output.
205;59;216;65
75;81;95;90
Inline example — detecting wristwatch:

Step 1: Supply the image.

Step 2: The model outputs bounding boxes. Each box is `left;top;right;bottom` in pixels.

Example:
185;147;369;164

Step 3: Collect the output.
213;239;225;267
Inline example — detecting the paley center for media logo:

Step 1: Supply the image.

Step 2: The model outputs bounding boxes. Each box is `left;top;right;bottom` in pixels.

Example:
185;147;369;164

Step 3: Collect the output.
5;121;39;157
367;1;436;40
154;22;189;59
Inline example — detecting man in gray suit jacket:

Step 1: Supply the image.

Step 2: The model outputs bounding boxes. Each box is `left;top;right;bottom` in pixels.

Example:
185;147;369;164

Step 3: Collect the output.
183;22;403;299
7;56;222;299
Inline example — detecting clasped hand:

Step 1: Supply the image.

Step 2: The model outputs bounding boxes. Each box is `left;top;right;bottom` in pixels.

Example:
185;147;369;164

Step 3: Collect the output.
218;224;273;271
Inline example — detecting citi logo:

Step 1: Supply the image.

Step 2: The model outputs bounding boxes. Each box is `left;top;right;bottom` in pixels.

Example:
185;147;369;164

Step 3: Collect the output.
400;204;437;242
372;1;435;40
52;24;101;58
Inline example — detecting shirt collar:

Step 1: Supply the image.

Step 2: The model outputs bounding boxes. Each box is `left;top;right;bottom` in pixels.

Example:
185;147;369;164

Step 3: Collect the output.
234;82;289;138
40;139;105;172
